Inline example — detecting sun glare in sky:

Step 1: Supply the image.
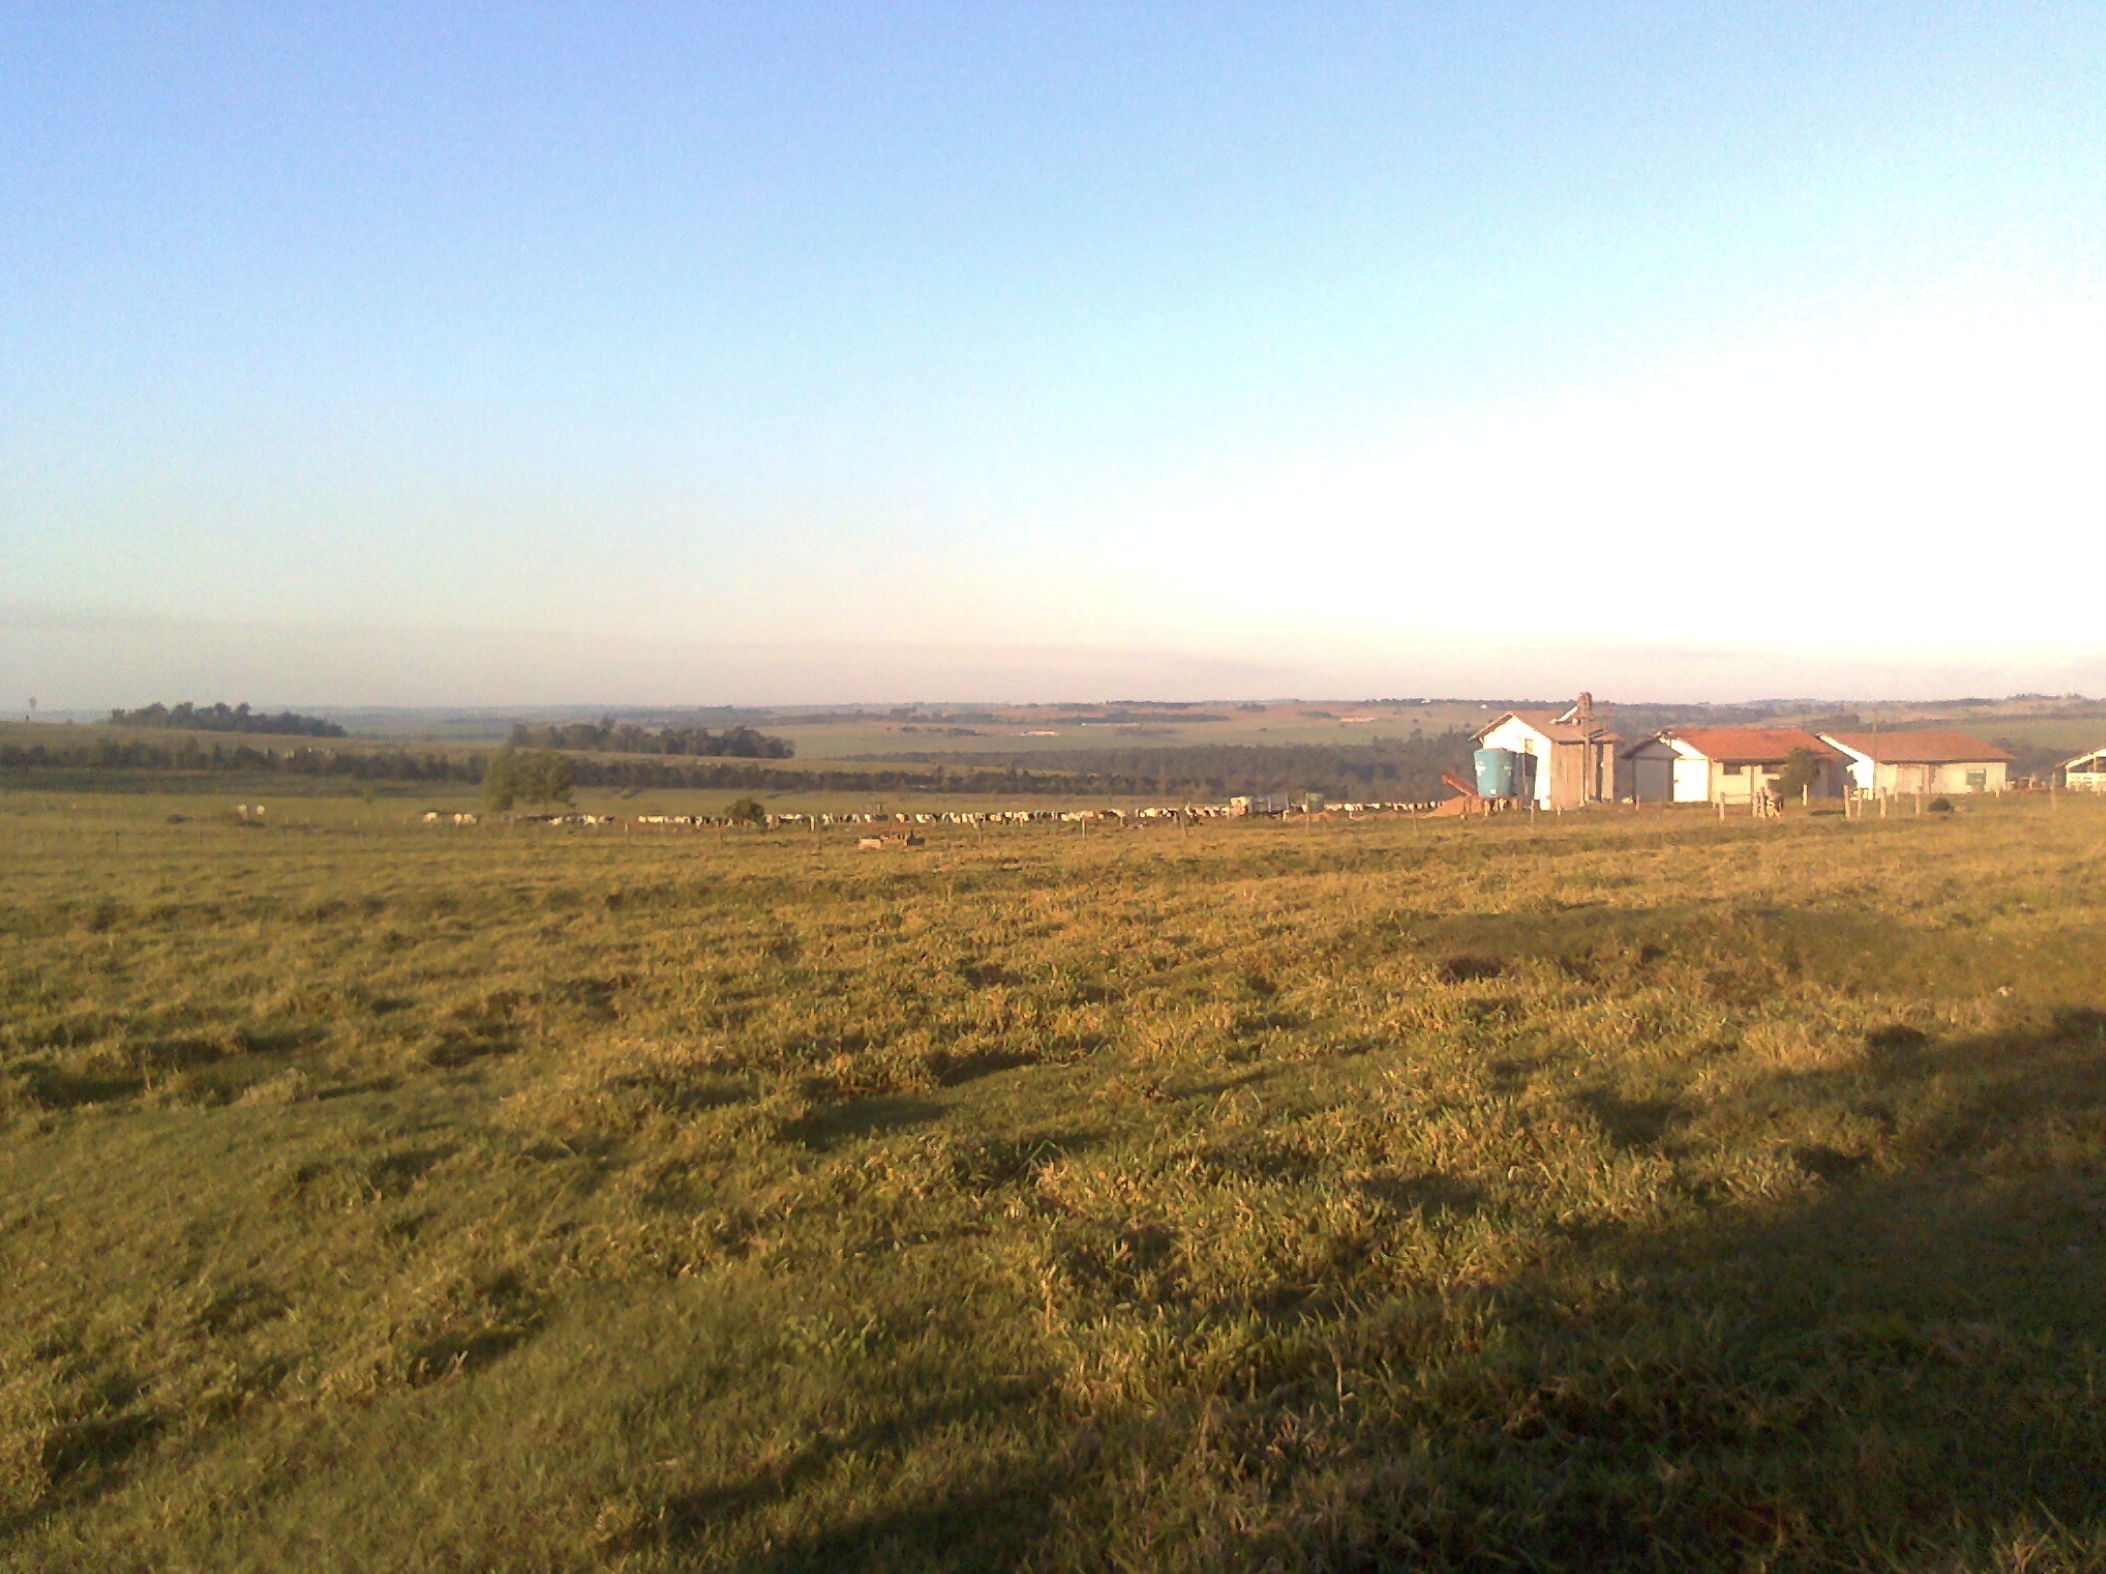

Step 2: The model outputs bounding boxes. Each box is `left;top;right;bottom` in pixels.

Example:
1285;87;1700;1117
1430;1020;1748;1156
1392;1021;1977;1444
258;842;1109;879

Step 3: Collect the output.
4;5;2101;706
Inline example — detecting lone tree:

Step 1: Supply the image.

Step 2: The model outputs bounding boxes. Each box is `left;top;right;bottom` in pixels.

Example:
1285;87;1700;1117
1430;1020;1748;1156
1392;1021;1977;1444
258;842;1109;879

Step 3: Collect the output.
482;748;576;813
1776;747;1823;801
724;796;768;827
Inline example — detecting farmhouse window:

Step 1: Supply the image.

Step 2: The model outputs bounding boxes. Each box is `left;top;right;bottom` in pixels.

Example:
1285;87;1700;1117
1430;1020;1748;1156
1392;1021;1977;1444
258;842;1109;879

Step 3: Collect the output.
1966;770;1987;790
1724;763;1743;776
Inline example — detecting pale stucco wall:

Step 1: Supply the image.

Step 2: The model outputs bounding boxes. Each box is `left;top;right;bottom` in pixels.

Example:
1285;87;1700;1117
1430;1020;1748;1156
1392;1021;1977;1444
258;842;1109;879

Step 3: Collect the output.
1477;716;1556;807
1671;753;1711;803
1864;759;2008;794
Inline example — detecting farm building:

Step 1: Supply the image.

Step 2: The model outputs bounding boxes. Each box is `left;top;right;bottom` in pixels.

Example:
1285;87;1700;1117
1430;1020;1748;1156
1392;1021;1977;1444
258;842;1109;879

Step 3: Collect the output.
1818;731;2013;796
2063;747;2106;793
1622;727;1847;805
1472;695;1627;810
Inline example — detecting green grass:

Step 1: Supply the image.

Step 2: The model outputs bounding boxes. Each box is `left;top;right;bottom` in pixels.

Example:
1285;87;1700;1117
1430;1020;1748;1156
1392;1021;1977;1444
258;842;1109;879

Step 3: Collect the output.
4;792;2106;1571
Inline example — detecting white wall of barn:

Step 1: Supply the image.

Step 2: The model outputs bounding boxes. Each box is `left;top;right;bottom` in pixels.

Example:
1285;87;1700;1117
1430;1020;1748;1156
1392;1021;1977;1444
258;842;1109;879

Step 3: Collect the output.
1826;741;1878;793
1671;749;1711;802
1937;760;2007;793
1629;737;1861;804
1713;760;1767;801
1821;737;2008;795
1871;759;2007;794
1477;716;1557;807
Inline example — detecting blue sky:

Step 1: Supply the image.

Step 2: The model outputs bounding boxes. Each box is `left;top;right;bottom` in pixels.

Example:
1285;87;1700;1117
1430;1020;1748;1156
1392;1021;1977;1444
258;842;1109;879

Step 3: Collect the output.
4;4;2102;706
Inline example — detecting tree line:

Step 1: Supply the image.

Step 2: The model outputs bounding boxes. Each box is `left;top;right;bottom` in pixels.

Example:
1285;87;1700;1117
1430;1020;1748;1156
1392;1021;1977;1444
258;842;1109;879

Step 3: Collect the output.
6;739;470;781
505;719;793;758
107;701;346;738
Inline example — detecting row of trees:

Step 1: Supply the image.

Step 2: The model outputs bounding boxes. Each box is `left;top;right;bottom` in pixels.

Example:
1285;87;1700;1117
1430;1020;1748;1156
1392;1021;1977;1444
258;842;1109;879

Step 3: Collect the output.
505;719;792;758
4;739;461;780
107;702;346;738
0;738;1021;795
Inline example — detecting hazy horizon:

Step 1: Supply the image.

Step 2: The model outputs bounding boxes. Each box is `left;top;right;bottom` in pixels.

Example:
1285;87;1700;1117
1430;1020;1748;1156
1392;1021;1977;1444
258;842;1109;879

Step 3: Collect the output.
10;603;2106;715
12;605;2102;722
7;6;2102;708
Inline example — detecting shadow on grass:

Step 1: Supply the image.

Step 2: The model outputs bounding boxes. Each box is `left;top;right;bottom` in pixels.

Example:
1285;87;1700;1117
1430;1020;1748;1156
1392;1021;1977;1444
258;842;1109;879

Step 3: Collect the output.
1357;1171;1485;1222
729;1468;1070;1574
928;1047;1036;1087
18;1064;140;1110
0;1388;168;1541
1571;1087;1681;1151
718;1013;2106;1570
418;1023;519;1069
12;1023;332;1111
1169;1065;1278;1101
777;1096;945;1151
955;959;1022;990
1387;898;2106;1007
405;1326;536;1387
1286;1013;2106;1568
632;1386;1070;1574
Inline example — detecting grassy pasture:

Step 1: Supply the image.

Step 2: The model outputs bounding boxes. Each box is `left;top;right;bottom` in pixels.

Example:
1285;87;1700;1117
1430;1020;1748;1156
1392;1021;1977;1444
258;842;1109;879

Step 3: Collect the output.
762;703;1484;762
4;792;2106;1571
0;701;1491;762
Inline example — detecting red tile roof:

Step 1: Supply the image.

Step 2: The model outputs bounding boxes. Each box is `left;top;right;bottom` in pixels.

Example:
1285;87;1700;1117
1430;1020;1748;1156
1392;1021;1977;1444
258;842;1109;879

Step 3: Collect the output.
1655;727;1843;764
1821;731;2014;764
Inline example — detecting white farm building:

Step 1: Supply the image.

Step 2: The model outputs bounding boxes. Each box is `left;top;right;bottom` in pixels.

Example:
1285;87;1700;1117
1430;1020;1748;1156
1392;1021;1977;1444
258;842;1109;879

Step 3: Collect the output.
1621;727;1848;805
2064;747;2106;793
1472;696;1627;810
1818;731;2013;796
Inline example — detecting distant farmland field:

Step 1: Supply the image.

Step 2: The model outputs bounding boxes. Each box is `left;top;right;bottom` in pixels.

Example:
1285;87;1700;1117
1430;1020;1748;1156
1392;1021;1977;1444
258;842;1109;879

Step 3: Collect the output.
3;792;2104;1570
0;717;1481;806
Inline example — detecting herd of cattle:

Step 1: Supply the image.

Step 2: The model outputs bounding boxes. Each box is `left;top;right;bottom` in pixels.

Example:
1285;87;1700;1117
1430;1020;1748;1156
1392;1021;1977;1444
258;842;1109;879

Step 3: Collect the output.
420;800;1441;833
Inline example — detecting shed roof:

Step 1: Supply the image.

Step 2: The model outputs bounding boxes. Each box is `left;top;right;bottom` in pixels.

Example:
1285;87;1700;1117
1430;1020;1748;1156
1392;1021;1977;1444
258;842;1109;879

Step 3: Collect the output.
1822;730;2014;764
1650;726;1843;764
1475;708;1625;747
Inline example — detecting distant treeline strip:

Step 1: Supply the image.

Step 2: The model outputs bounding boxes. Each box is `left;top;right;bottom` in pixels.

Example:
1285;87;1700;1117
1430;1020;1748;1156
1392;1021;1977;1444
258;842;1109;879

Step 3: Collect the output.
506;719;793;758
0;739;1064;795
6;740;472;782
0;732;1478;800
107;701;346;738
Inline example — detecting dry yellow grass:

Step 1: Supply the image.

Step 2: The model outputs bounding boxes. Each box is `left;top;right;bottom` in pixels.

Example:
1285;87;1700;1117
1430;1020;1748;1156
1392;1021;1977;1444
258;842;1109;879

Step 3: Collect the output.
3;791;2104;1570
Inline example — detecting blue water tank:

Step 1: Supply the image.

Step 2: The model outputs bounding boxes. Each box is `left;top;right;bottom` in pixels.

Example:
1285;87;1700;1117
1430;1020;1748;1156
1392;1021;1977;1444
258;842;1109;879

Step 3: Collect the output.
1474;748;1515;798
